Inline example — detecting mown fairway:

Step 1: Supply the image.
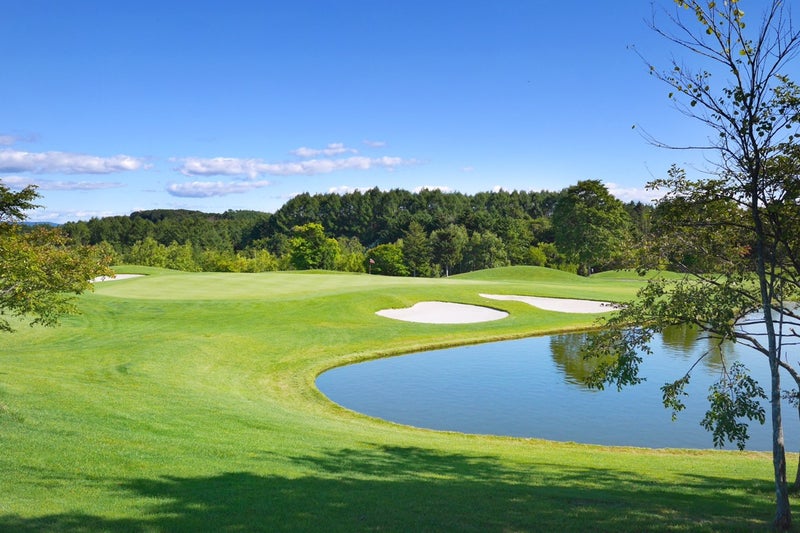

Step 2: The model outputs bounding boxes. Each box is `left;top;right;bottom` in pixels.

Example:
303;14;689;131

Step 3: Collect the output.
0;267;789;531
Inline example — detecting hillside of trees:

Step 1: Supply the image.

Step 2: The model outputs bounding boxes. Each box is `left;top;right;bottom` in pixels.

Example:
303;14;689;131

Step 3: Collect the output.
61;183;655;277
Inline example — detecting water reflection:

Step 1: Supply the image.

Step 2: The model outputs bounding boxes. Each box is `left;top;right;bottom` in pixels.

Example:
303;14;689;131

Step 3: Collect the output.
317;330;798;450
661;323;701;351
549;326;733;390
661;324;731;372
549;333;609;389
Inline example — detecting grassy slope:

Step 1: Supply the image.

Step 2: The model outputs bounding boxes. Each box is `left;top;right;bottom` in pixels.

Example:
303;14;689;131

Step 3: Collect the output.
0;266;785;531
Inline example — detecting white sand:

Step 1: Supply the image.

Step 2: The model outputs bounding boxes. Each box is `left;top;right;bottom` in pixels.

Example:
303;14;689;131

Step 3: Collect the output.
480;293;616;314
376;294;618;324
91;274;144;282
375;301;509;324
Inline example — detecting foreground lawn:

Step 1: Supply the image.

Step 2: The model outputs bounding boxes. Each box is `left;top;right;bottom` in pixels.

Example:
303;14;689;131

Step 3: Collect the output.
0;266;789;531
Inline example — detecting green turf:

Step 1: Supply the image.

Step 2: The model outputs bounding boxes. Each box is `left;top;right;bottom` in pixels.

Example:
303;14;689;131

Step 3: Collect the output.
0;266;789;531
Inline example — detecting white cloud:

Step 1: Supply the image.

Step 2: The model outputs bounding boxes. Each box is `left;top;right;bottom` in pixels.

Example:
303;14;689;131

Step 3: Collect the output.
1;175;124;191
461;166;475;173
166;179;272;198
0;133;38;146
413;185;453;193
174;157;267;179
605;182;665;203
328;185;376;195
1;176;28;186
25;208;122;224
0;149;147;174
363;140;386;148
290;143;357;158
175;155;412;178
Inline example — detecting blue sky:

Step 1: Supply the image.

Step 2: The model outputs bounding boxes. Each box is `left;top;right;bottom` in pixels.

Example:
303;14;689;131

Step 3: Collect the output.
0;1;739;223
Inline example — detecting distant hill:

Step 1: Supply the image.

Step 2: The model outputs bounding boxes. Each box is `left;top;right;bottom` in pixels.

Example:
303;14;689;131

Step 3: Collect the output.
21;221;59;227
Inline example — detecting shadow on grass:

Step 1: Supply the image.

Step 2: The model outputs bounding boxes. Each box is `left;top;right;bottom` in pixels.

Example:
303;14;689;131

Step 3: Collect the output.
0;445;775;532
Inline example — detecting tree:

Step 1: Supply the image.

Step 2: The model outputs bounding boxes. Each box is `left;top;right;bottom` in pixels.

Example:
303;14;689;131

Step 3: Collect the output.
334;236;367;273
402;221;432;277
0;184;39;223
430;224;468;277
288;223;341;270
366;243;409;276
198;248;247;272
247;249;279;272
552;180;633;276
496;217;535;265
127;236;169;267
463;231;509;271
337;190;374;242
525;244;547;267
165;241;200;272
583;1;800;528
272;193;322;233
0;183;112;332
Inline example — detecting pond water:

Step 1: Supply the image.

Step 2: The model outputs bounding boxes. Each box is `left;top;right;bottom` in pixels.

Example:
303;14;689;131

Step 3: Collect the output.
317;327;800;451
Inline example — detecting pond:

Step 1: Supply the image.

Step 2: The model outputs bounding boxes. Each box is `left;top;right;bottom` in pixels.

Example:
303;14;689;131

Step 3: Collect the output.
317;327;800;451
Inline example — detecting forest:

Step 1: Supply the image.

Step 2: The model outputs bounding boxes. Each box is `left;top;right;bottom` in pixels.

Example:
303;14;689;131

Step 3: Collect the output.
60;181;655;277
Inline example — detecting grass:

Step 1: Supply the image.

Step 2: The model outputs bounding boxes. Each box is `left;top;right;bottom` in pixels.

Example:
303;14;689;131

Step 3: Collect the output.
0;266;789;531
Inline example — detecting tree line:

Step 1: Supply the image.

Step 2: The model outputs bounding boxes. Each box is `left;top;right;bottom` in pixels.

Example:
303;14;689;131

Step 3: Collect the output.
61;183;655;276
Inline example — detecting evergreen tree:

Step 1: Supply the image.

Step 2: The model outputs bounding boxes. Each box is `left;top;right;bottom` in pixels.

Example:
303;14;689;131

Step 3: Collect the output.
402;221;432;277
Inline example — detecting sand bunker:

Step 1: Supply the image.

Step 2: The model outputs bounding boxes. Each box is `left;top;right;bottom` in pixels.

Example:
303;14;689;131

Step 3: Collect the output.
91;274;144;282
480;293;616;314
377;294;617;324
376;301;508;324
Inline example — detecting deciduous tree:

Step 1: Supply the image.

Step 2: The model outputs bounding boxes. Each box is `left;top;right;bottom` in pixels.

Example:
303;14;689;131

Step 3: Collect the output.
583;1;800;528
288;222;341;270
0;184;112;332
552;180;632;276
334;236;366;273
127;236;168;267
366;243;408;276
